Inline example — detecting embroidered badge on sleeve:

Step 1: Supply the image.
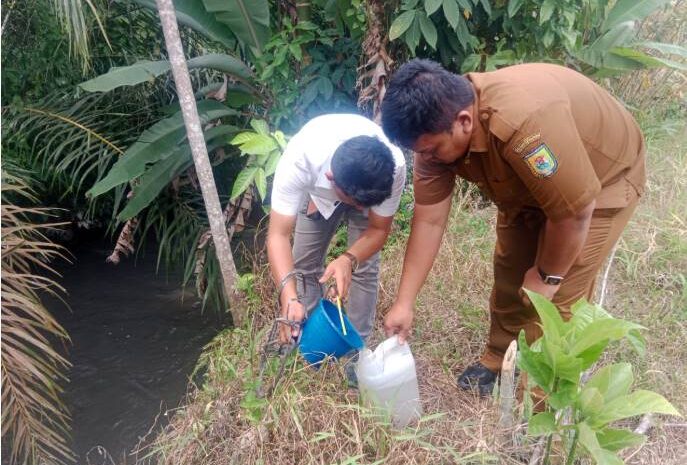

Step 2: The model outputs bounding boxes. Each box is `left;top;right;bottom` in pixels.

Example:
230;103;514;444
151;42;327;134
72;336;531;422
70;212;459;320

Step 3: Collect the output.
523;144;558;178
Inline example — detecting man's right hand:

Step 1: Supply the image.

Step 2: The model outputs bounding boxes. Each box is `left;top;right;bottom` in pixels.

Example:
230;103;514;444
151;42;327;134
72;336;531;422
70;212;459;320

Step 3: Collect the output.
383;302;414;344
279;298;306;344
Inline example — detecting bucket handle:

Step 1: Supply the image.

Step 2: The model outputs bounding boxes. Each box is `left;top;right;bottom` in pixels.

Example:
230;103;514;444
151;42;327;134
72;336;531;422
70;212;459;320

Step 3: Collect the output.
255;271;306;399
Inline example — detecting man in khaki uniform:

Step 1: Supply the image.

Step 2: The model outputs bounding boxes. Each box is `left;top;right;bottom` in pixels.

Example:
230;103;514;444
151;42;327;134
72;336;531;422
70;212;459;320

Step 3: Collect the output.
380;59;645;395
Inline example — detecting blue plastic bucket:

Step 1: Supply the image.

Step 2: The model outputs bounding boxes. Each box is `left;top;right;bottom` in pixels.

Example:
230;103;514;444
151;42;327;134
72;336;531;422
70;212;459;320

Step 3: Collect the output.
299;299;364;366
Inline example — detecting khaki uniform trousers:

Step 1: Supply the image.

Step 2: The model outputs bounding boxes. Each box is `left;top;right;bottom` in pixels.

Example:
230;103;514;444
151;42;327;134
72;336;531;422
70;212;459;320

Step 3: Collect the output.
480;197;639;372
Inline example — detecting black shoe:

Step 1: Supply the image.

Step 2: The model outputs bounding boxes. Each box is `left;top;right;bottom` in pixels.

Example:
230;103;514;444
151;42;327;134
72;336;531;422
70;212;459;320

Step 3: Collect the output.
344;362;358;390
457;362;497;397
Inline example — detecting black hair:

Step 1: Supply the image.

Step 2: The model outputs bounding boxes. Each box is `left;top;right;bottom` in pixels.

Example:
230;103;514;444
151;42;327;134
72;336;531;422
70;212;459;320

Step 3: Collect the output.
381;58;475;148
331;135;395;207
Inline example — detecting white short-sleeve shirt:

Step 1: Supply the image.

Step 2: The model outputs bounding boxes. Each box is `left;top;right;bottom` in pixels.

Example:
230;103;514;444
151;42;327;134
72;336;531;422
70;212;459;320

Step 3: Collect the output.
271;114;406;219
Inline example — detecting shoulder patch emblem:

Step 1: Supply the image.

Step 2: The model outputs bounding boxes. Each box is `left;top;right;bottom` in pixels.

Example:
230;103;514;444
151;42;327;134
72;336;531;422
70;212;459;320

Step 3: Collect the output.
513;132;541;154
523;144;558;178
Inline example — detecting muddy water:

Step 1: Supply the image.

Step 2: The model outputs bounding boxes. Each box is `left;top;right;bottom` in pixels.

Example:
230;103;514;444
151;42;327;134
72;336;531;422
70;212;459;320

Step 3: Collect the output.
47;238;227;464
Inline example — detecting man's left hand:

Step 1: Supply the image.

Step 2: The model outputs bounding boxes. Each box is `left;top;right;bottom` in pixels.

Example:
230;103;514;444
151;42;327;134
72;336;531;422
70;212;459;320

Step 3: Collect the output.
319;255;353;299
521;266;561;305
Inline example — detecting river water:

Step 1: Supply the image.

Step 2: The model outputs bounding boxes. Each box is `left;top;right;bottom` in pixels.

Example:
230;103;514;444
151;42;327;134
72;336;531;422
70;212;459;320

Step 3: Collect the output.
47;237;227;464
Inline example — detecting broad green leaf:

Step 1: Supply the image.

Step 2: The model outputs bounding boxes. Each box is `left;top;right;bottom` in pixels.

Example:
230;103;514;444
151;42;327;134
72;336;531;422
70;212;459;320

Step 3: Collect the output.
591;390;681;426
117;151;191;220
250;119;270;135
507;0;524;18
602;0;670;32
295;21;318;31
231;166;258;199
611;47;687;71
517;331;554;391
264;150;281;177
79;60;171;92
273;131;287;150
418;12;438;49
289;43;303;61
131;0;235;47
80;54;253;93
570;318;643;357
551;348;582;382
88;100;237;197
455;16;474;50
231;132;259;146
186;54;253;80
591;21;637;50
597;428;646;452
115;127;233;220
640;41;687;58
577;22;638;69
236;134;278;155
569;299;612;336
485;49;517;70
456;0;471;12
404;17;423;53
548;380;577;410
626;329;646;357
204;124;240;141
390;10;417;40
203;0;270;56
578;386;604;418
254;168;267;200
539;0;555;24
524;290;566;342
317;77;334;99
577;422;624;465
577;340;610;370
443;0;460;29
583;363;633;403
425;0;442;15
542;30;555;49
461;53;481;72
196;82;259;106
528;412;556;436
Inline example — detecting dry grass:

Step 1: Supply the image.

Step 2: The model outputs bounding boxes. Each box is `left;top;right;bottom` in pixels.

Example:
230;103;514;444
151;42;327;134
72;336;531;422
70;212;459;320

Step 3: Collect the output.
599;118;687;464
141;116;687;465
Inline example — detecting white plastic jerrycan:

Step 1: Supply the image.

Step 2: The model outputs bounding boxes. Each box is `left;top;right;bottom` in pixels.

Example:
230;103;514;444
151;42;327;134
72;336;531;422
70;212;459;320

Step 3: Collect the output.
355;335;422;428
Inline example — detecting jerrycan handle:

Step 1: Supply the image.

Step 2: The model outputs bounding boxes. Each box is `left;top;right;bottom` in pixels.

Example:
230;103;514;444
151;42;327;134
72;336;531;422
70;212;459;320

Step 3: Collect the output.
379;335;411;361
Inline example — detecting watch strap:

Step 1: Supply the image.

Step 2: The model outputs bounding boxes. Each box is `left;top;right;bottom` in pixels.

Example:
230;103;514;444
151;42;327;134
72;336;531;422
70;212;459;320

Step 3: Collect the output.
342;251;359;272
537;267;564;285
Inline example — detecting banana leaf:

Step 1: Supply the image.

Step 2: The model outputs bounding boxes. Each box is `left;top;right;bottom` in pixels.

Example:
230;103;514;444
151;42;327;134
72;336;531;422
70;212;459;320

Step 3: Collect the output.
80;53;254;92
87;100;236;197
202;0;270;55
129;0;236;48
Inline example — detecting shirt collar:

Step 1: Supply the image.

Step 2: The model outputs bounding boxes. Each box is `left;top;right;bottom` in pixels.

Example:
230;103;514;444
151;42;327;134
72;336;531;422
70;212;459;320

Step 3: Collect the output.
466;73;489;154
314;160;333;188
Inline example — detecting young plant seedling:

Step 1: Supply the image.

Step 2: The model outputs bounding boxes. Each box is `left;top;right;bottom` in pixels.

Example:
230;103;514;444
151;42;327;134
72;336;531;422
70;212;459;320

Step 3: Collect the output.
518;290;681;465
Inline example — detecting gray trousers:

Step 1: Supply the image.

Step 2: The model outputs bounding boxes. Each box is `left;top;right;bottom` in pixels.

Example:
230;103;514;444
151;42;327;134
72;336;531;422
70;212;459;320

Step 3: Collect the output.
292;200;380;342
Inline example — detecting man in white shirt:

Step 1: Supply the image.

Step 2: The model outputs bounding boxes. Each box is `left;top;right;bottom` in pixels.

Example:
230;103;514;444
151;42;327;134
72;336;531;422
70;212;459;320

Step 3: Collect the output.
267;114;406;363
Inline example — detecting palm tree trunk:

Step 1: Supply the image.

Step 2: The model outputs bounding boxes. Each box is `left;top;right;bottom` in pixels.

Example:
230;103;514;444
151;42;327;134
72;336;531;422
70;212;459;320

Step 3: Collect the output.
357;0;392;123
155;0;243;325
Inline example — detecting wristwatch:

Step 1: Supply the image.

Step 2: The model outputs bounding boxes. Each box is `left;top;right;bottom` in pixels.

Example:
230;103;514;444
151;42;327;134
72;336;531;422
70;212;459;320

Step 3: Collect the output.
342;251;359;273
537;267;564;285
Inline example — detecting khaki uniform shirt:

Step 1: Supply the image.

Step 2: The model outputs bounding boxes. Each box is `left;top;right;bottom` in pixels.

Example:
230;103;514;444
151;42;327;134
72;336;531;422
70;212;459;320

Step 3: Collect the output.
413;63;646;221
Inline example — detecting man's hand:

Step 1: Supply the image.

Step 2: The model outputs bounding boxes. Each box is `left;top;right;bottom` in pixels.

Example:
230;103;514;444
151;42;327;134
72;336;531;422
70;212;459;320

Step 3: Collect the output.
319;255;353;300
384;302;414;344
279;298;306;344
520;266;561;305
